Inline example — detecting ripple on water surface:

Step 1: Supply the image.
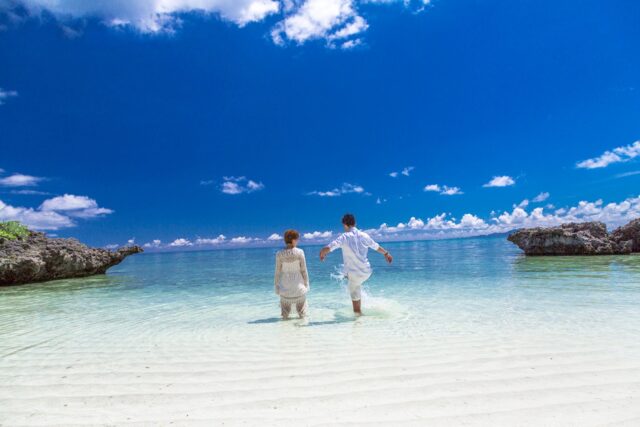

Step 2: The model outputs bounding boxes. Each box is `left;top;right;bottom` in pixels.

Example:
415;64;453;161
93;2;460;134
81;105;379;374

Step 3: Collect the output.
1;240;640;425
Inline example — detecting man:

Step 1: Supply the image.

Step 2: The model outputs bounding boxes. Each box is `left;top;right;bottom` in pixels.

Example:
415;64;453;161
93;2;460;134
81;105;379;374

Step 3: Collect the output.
319;213;393;314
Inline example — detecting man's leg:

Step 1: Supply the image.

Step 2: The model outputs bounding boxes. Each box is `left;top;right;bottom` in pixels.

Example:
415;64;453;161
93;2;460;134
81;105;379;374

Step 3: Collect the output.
351;299;361;314
348;276;363;314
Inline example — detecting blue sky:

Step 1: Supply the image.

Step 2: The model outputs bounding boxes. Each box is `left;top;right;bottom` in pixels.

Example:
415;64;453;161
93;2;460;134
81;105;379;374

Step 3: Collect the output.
1;0;640;250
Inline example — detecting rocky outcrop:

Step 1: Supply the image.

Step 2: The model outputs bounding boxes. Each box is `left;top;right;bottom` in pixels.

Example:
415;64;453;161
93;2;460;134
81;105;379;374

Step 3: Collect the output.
611;218;640;253
507;221;635;256
0;231;142;285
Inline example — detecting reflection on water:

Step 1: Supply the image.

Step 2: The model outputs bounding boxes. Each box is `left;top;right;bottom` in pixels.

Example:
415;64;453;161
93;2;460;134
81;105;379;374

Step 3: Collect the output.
0;273;125;295
513;253;640;274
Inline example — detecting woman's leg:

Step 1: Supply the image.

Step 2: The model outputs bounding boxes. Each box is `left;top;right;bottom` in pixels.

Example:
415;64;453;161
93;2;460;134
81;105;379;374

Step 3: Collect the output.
296;297;308;318
280;298;292;319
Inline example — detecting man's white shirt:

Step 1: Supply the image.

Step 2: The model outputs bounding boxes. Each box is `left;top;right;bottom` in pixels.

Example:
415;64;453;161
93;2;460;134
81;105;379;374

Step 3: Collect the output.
327;227;380;277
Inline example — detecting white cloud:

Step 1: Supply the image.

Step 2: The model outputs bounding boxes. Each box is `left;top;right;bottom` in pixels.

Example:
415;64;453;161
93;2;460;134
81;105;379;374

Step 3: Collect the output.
340;38;361;49
0;173;43;187
68;207;114;219
309;189;341;197
307;182;365;197
494;207;529;226
302;230;333;240
130;194;640;249
364;194;640;242
246;180;264;191
142;234;264;249
104;244;119;250
329;13;367;39
615;170;640;179
143;239;162;248
459;213;486;228
532;192;550;203
440;186;463;196
220;176;265;195
407;217;424;228
169;238;193;247
195;235;226;245
389;166;414;178
1;0;428;46
40;194;96;211
39;194;113;218
0;194;112;230
7;0;280;33
0;88;18;105
221;181;244;194
483;176;515;188
401;166;414;176
576;141;640;169
0;199;74;230
424;184;463;195
230;236;257;244
10;189;52;196
271;0;367;47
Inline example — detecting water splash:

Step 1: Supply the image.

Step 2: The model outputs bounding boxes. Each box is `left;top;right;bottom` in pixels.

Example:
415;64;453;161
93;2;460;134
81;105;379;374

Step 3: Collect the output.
329;266;406;319
330;264;346;282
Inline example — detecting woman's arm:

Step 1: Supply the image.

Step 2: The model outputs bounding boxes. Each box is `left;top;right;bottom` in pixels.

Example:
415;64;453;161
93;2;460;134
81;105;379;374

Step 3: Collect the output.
299;251;310;289
274;255;282;295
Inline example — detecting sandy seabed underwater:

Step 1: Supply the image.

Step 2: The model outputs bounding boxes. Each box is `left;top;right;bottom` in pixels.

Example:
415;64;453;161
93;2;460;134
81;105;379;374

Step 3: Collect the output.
2;237;640;426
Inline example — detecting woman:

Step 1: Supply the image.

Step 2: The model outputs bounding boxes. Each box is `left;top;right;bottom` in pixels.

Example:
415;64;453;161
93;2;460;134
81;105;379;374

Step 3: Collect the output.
274;229;309;319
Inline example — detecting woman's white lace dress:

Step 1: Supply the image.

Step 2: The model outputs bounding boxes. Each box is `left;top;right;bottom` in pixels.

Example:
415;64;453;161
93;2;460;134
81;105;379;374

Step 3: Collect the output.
274;247;309;318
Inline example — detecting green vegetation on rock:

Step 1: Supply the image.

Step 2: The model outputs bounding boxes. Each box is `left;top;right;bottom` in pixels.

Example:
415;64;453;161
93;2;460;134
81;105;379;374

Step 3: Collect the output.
0;221;31;240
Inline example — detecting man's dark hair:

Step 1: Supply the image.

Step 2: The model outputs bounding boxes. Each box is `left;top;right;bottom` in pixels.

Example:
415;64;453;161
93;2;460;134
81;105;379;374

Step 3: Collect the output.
342;213;356;227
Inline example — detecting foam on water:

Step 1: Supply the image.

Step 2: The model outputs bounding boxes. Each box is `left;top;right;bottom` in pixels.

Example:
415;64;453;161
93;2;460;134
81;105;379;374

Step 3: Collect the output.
329;265;408;320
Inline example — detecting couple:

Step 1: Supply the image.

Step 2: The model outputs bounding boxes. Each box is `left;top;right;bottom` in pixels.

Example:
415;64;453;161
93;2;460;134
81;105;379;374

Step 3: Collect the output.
274;213;393;319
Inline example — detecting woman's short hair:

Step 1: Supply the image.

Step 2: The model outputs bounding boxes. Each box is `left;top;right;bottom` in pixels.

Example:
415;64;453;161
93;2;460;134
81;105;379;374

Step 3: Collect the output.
284;229;300;245
342;213;356;227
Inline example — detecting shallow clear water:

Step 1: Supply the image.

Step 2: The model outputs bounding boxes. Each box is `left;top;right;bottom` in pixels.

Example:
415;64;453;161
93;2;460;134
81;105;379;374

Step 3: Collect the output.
4;237;639;341
2;237;640;425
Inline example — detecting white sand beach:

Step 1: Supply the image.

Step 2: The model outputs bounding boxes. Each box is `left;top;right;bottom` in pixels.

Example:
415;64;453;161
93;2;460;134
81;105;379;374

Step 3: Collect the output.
2;323;640;426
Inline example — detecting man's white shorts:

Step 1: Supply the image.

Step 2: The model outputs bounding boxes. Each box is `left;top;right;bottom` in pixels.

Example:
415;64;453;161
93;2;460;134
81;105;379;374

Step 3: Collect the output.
347;272;371;301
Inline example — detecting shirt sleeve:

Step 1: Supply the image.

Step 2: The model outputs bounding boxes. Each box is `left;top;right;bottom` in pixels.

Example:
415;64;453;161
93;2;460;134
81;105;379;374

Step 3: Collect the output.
299;250;310;289
327;234;345;252
274;254;282;294
361;232;380;251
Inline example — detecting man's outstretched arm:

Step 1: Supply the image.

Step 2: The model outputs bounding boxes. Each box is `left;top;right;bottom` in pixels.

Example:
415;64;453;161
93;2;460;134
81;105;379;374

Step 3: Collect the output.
320;235;344;261
375;246;393;264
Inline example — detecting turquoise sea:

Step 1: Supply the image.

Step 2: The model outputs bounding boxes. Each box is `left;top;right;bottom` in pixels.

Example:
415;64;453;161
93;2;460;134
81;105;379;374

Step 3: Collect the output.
2;237;640;425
